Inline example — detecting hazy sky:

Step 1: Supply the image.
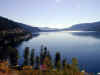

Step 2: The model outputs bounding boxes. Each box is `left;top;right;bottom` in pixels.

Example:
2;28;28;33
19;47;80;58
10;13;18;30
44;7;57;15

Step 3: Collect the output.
0;0;100;28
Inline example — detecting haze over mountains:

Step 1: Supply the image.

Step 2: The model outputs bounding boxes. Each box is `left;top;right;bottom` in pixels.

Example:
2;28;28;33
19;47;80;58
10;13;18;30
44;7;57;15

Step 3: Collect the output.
0;16;100;32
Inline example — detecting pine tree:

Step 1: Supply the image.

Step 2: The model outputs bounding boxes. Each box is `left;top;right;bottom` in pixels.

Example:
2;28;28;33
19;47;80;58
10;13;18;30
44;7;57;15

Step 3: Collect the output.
62;58;67;70
44;46;47;57
23;47;30;65
30;49;34;66
35;56;40;69
44;51;53;70
40;45;44;65
55;52;61;71
8;46;18;66
72;57;79;72
72;57;78;65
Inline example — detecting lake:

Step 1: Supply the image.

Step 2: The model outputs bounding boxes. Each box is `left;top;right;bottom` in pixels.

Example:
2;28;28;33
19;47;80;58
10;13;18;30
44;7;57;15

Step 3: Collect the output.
17;31;100;73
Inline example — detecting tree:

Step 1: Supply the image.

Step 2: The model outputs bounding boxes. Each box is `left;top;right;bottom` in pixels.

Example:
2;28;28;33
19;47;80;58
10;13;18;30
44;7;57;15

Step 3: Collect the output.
40;46;48;65
44;46;47;57
72;58;78;65
30;49;34;66
47;51;53;70
40;45;44;65
8;46;18;66
62;58;67;70
35;56;40;69
54;52;61;71
43;51;53;70
23;47;30;65
72;57;79;72
40;45;44;52
47;51;51;60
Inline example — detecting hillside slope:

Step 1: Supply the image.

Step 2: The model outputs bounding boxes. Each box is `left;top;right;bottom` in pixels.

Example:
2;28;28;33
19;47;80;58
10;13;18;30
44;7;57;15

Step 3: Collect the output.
65;21;100;31
0;16;40;32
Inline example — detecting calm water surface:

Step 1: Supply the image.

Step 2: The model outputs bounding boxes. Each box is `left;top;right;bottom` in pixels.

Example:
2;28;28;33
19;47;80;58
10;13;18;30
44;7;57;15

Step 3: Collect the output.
17;31;100;73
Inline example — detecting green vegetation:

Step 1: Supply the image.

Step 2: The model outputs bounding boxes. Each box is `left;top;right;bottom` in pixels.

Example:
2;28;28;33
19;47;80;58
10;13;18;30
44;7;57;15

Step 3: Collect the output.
30;49;35;67
23;47;30;66
0;45;92;75
55;52;61;71
8;46;18;66
0;29;32;61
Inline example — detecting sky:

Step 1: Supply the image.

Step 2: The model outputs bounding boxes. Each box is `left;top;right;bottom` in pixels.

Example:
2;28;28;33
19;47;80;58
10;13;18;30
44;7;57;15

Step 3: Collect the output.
0;0;100;29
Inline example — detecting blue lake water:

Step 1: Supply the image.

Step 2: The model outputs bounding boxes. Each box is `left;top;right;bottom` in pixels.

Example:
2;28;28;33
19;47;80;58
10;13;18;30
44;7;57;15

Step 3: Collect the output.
17;31;100;73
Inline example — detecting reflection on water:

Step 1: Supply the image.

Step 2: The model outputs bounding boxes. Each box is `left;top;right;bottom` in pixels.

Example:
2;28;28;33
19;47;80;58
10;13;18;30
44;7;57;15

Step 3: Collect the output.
71;31;100;39
17;31;100;73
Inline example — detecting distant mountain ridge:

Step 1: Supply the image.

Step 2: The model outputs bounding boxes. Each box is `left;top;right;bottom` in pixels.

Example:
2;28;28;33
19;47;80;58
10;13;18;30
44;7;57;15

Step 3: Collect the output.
2;16;100;32
39;27;60;32
0;16;40;32
66;21;100;31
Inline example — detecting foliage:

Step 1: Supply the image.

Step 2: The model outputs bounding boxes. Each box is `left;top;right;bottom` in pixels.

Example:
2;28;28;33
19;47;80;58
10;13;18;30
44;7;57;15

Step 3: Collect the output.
55;52;61;71
30;49;34;66
23;47;30;66
35;56;40;69
0;46;90;75
8;46;18;66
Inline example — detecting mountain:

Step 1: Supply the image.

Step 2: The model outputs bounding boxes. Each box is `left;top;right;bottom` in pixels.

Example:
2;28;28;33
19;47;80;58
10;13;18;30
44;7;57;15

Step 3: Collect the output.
0;16;21;30
0;16;40;32
39;27;60;32
17;23;41;33
65;21;100;31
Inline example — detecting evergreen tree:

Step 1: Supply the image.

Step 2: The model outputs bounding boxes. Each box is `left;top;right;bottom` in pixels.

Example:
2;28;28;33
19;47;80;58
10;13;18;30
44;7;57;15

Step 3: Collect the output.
43;51;53;70
35;56;40;69
55;52;61;71
44;46;47;57
8;46;18;66
62;58;67;70
40;46;48;65
47;51;53;69
72;57;78;65
72;57;79;72
23;47;30;65
30;49;34;66
40;45;44;52
47;51;51;60
40;45;44;65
